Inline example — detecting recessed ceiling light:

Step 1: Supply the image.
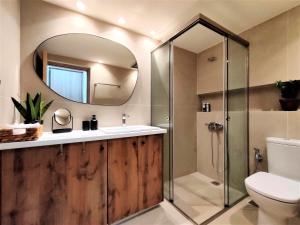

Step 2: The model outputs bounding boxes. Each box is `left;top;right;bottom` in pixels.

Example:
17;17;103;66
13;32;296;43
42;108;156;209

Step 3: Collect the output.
76;1;86;11
118;17;126;25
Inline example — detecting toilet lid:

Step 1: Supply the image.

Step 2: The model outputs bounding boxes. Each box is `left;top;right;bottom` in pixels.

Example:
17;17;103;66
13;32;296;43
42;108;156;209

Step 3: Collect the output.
245;172;300;203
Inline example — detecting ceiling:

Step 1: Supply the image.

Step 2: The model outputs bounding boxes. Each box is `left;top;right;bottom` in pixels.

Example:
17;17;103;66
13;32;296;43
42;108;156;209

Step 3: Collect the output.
173;24;223;54
37;34;137;68
43;0;300;41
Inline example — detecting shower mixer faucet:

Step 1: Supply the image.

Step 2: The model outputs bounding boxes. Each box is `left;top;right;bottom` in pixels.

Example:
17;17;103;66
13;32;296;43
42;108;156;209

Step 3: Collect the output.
205;122;223;132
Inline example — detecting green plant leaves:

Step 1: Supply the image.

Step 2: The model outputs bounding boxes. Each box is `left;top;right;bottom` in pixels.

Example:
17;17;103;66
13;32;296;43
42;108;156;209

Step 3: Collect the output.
41;100;54;117
28;95;37;121
11;93;53;124
11;97;27;119
26;93;32;123
33;93;41;118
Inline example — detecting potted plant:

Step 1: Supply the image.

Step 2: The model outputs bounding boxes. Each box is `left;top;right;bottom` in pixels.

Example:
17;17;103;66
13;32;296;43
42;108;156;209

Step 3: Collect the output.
11;93;53;124
276;80;300;111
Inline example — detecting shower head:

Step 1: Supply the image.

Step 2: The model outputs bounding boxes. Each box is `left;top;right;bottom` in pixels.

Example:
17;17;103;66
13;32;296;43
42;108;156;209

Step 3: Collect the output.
208;56;217;62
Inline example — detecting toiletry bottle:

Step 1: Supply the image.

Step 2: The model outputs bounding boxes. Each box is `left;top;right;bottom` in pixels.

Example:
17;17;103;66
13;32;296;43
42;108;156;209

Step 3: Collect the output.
202;102;207;112
82;121;90;131
206;103;211;112
91;115;98;130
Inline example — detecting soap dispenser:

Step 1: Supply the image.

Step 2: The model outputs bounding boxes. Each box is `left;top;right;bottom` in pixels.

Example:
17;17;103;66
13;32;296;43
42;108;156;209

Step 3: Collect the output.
91;115;98;130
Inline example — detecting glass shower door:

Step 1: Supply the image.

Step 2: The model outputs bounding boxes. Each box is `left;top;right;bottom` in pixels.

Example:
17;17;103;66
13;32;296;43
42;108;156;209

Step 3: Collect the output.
151;43;172;200
225;38;249;206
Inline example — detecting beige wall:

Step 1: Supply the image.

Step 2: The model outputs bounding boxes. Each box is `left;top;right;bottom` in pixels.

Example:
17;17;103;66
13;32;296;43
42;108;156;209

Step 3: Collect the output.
20;0;157;131
0;0;20;127
196;43;225;181
47;54;138;105
173;47;198;178
243;6;300;174
241;6;300;87
197;43;223;95
197;112;224;182
90;64;137;105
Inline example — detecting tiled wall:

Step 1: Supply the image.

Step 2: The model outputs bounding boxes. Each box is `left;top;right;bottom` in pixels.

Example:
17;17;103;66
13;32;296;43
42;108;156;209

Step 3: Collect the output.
244;6;300;174
240;6;300;87
20;0;158;131
197;112;224;182
197;43;223;94
250;111;300;174
196;42;225;181
173;47;198;178
0;0;20;127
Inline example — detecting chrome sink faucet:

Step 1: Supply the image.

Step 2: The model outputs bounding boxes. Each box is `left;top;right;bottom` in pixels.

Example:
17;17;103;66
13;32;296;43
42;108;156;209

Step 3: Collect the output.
122;113;130;126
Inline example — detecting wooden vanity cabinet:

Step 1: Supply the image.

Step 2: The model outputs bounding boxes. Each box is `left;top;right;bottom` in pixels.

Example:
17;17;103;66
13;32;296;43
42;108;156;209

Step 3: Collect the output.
107;137;139;224
0;134;163;225
138;135;163;211
62;141;107;225
0;141;107;225
1;145;64;225
108;134;163;224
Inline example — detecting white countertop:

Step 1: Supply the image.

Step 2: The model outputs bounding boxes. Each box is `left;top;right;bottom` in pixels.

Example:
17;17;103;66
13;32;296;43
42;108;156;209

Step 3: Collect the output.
0;125;167;150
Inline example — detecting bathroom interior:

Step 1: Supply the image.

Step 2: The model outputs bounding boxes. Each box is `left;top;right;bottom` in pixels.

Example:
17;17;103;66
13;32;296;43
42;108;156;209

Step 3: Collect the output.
1;1;300;225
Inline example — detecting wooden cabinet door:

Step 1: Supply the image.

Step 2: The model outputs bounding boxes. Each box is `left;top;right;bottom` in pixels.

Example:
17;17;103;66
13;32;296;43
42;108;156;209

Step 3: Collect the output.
1;145;67;225
0;141;107;225
138;135;163;211
63;141;107;225
107;137;139;224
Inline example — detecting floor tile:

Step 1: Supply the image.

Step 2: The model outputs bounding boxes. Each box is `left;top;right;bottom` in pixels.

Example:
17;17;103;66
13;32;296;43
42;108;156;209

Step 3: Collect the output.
120;200;194;225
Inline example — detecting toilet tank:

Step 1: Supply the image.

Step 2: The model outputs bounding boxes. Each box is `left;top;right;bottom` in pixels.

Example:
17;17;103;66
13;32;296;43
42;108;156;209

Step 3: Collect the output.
267;137;300;181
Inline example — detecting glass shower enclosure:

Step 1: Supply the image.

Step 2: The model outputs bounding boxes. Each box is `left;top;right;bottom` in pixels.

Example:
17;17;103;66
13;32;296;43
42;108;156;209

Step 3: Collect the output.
151;15;249;224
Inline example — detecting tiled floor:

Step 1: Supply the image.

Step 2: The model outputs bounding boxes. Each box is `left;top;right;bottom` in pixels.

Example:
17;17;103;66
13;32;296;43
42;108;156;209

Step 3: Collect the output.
120;172;299;225
120;197;258;225
208;198;258;225
173;172;224;224
120;171;256;225
173;172;244;224
121;196;300;225
120;200;194;225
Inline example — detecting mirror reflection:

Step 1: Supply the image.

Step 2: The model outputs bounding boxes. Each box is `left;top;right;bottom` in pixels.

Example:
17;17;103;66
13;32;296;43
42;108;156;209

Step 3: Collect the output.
54;108;72;126
34;33;138;105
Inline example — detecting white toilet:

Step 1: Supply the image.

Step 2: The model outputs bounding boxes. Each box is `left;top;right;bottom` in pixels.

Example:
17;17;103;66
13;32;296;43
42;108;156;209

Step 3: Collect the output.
245;137;300;225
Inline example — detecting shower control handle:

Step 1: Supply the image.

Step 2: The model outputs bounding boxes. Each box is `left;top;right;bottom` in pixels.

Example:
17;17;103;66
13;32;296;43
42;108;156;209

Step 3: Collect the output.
205;122;223;131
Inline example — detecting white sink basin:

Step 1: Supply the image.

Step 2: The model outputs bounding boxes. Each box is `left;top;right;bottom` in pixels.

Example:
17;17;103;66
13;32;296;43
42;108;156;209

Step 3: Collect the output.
99;125;160;134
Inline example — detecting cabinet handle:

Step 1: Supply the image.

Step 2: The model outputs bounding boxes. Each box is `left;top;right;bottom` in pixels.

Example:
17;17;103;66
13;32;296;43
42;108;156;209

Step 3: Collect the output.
100;145;105;151
132;142;137;147
141;141;145;145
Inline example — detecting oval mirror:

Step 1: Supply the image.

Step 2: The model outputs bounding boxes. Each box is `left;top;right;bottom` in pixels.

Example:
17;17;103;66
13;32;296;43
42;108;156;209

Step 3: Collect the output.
54;108;72;126
33;34;138;106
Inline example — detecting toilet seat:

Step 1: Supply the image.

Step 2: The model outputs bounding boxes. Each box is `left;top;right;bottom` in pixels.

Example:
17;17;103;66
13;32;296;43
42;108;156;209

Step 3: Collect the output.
245;172;300;204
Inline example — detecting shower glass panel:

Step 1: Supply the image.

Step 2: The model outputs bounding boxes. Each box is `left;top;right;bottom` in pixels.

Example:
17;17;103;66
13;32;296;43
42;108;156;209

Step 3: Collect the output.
225;38;249;206
151;43;172;200
150;15;249;225
172;23;225;224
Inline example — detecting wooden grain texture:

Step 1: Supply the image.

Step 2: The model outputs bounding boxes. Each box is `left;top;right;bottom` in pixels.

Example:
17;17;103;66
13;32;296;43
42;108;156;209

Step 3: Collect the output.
1;145;66;225
107;137;139;224
63;141;107;225
0;141;107;225
138;135;163;211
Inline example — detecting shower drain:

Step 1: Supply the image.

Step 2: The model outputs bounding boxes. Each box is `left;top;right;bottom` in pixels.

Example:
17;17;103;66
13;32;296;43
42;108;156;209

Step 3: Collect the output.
211;181;221;186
